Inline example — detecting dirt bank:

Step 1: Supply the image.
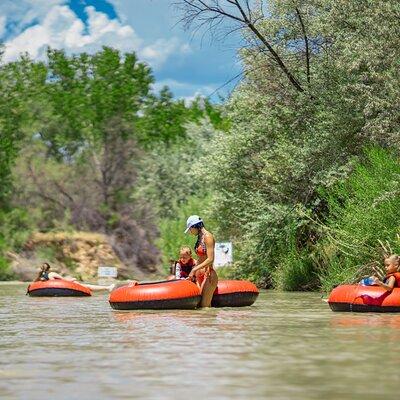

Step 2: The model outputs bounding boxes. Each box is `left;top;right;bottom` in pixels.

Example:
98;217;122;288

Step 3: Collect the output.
7;231;161;281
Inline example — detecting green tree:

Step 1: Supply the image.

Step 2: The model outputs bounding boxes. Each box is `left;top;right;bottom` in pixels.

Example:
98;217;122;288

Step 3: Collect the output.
181;0;400;288
0;53;42;206
39;47;153;158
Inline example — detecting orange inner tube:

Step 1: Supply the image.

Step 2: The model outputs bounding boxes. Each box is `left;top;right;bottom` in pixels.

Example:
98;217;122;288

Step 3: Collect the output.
214;280;259;295
212;280;259;307
109;280;201;310
27;280;92;297
328;284;400;312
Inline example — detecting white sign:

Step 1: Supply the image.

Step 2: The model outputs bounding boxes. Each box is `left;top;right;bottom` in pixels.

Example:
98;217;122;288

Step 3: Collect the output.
214;242;233;267
98;266;118;278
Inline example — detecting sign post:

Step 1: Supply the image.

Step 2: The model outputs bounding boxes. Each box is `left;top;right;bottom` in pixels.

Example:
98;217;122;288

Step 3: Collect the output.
214;242;233;267
97;266;118;284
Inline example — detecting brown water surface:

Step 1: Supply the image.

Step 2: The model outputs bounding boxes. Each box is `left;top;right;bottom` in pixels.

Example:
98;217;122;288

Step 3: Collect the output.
0;283;398;399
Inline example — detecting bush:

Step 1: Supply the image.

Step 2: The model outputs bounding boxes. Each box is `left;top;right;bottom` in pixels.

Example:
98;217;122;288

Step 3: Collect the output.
224;147;400;292
226;209;319;289
0;208;35;280
270;218;319;291
317;148;400;292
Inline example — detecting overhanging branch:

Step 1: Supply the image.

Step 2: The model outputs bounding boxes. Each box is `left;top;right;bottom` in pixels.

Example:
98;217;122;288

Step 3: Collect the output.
175;0;305;93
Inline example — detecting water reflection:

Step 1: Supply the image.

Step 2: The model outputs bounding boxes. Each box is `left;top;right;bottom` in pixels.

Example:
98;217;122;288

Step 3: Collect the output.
331;313;400;328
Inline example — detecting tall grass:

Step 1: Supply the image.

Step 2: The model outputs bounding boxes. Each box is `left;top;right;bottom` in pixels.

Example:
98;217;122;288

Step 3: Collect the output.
271;222;319;291
317;147;400;292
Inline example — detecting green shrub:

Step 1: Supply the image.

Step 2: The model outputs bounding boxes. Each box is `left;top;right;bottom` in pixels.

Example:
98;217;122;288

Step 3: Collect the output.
0;208;35;280
225;147;400;292
0;256;15;280
223;203;318;289
271;219;319;291
317;147;400;292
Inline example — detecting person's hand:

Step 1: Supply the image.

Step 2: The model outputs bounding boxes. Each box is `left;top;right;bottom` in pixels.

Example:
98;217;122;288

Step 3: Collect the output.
186;273;195;281
372;276;380;284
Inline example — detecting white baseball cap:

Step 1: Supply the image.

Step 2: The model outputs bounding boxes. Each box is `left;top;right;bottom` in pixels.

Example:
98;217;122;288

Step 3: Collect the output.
184;215;202;233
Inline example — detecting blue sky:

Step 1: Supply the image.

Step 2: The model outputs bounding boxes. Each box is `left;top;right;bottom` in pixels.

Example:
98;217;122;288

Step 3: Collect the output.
0;0;242;101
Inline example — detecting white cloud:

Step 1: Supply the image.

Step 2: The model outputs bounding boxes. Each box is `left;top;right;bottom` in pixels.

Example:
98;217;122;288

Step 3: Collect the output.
3;5;141;62
153;79;216;99
140;38;192;69
2;3;191;70
0;0;64;38
182;92;207;107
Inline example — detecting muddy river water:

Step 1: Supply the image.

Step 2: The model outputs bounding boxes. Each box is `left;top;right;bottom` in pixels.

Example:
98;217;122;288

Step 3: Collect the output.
1;283;399;399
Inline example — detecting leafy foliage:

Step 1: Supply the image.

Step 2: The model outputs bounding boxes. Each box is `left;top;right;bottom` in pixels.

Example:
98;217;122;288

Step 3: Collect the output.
0;208;35;279
316;148;400;292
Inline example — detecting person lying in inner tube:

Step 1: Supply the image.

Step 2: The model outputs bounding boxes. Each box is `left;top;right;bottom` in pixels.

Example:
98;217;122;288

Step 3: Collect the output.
367;255;400;290
184;215;218;307
174;246;197;279
34;262;116;292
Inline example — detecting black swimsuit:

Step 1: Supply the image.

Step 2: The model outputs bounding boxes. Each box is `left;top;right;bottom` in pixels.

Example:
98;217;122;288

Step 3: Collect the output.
40;271;50;281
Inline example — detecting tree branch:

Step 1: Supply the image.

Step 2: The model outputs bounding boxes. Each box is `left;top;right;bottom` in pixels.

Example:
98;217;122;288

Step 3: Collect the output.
234;0;304;92
295;7;311;84
176;0;304;93
52;180;75;204
27;163;66;209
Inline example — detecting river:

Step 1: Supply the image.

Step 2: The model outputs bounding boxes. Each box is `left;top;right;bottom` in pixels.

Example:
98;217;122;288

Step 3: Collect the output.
0;283;399;400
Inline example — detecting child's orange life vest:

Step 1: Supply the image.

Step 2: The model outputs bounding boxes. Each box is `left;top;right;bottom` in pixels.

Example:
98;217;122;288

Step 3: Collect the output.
384;272;400;287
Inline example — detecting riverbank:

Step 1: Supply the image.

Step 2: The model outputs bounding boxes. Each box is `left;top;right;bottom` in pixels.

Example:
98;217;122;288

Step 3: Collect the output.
2;230;163;283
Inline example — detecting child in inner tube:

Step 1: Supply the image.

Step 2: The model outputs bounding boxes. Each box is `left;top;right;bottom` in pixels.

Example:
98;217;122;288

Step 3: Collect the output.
174;246;197;279
368;255;400;290
34;262;116;292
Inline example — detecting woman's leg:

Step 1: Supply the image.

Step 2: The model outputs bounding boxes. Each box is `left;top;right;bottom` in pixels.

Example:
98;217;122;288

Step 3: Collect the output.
63;276;78;282
49;272;70;280
79;283;115;292
48;273;77;282
199;269;218;308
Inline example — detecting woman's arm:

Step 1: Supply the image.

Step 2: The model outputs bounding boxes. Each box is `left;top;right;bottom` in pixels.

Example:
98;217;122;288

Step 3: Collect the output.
34;273;43;282
373;276;396;291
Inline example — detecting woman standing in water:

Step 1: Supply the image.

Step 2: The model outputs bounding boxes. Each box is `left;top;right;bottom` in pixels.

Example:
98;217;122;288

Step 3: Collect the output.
185;215;218;307
34;262;115;292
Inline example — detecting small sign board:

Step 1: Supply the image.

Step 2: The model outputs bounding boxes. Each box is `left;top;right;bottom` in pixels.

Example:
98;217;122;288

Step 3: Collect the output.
214;242;233;267
98;266;118;278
